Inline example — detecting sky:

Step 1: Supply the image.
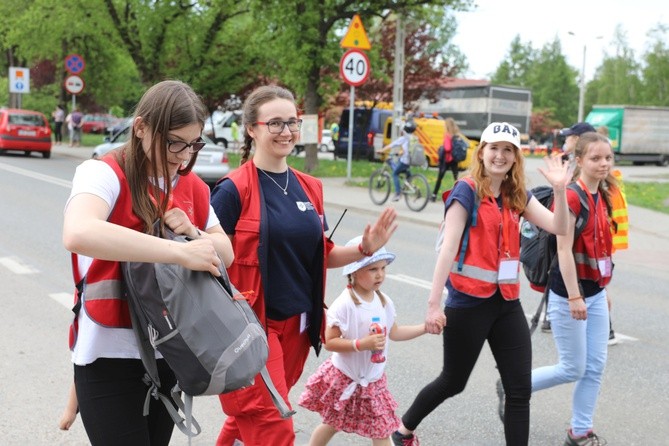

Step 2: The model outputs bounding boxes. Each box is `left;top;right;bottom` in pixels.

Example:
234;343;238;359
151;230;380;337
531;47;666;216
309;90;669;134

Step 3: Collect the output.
451;0;666;81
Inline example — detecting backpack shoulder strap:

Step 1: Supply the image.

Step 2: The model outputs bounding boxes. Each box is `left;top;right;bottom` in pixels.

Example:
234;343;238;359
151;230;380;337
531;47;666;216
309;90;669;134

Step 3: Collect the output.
568;183;590;239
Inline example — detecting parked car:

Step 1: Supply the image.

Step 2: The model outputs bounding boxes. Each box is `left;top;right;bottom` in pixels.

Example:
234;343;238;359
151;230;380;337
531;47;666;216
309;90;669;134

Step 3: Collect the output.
203;109;242;148
82;114;119;134
92;124;229;185
320;129;334;152
0;108;52;158
106;117;132;137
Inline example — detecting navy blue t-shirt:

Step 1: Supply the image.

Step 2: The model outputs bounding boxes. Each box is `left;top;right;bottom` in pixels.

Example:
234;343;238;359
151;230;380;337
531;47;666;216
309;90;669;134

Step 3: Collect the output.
443;181;531;308
211;168;326;320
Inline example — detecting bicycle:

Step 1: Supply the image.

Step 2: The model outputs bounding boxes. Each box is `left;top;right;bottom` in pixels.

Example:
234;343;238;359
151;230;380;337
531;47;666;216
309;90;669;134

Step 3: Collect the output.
368;154;430;212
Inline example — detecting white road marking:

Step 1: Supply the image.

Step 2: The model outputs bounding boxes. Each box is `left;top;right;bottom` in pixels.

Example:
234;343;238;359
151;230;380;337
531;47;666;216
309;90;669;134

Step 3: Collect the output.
0;162;72;188
50;292;74;310
0;256;39;274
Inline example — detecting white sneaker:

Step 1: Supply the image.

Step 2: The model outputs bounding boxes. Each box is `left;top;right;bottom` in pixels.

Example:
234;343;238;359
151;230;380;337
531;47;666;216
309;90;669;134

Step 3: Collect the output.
391;194;401;202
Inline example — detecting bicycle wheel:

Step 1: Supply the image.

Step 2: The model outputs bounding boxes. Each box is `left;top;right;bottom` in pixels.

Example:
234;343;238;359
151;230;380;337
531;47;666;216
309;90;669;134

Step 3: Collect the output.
369;169;392;205
404;174;430;212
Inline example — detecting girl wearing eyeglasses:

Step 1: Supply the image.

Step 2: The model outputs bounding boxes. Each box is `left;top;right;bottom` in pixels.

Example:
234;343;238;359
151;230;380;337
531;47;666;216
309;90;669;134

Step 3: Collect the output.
62;80;233;445
210;85;398;446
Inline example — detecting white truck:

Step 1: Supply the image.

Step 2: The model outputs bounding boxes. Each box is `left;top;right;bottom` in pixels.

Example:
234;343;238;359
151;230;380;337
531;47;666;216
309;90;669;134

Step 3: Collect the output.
416;81;533;141
204;110;242;149
585;105;669;166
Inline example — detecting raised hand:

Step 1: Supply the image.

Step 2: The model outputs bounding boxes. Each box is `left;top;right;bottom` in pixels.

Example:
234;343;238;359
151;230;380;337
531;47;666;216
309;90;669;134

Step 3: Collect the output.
538;155;573;189
360;207;398;253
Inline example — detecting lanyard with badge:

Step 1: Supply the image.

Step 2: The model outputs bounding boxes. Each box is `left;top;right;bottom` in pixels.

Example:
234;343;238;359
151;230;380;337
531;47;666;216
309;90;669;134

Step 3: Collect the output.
496;196;520;281
578;179;612;279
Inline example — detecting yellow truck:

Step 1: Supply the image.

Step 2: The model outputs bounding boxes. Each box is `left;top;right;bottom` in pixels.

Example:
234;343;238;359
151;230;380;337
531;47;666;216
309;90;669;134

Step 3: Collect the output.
377;116;476;169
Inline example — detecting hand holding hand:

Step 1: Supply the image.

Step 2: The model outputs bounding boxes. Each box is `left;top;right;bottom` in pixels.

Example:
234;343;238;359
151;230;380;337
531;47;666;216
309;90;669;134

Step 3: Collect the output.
425;306;446;334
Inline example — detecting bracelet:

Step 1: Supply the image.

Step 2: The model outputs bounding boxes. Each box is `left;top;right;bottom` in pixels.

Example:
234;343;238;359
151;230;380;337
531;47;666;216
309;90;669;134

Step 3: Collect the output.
352;339;360;352
358;243;373;257
568;295;584;301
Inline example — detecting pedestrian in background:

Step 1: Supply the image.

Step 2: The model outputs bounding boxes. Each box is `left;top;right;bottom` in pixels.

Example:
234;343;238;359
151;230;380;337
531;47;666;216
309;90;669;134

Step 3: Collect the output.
299;236;426;446
210;85;397;446
66;106;84;147
531;132;615;446
392;122;571;446
432;117;461;201
52;104;65;145
62;80;233;445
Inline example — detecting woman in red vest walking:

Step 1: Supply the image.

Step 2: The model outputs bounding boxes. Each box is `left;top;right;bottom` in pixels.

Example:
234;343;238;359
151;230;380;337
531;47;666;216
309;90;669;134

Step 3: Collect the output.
210;85;397;446
531;132;615;446
391;122;572;446
62;80;234;445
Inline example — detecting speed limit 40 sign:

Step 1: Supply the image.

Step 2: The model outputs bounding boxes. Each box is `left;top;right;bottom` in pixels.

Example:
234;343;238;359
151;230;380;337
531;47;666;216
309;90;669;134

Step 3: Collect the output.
339;49;370;87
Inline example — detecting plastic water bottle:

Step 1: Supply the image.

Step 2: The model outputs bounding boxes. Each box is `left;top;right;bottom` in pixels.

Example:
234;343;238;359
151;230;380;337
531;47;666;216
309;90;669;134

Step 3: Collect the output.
369;317;386;363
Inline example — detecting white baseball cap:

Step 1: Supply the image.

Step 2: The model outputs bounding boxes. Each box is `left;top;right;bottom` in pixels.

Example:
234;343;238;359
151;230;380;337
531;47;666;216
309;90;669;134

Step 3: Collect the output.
342;235;396;276
481;122;521;149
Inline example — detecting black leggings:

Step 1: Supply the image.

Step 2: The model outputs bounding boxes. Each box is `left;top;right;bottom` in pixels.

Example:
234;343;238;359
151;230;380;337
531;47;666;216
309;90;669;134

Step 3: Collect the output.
433;162;459;196
401;292;532;446
74;358;177;446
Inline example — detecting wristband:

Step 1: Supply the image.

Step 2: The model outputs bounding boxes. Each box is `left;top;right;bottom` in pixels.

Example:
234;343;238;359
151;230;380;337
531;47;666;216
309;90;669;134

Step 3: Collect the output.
352;339;360;352
358;243;373;257
568;295;583;301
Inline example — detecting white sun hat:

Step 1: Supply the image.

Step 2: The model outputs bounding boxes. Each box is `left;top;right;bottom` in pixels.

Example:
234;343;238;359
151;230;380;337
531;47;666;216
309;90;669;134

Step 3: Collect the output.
342;235;396;276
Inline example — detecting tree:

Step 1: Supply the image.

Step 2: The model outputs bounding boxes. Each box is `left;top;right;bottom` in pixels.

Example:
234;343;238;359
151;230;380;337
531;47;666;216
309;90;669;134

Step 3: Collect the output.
640;24;669;106
491;35;535;86
246;0;470;172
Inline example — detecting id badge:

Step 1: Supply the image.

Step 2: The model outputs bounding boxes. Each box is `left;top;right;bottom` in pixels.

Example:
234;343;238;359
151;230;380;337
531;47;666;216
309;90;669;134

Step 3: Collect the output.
598;257;612;277
498;258;520;281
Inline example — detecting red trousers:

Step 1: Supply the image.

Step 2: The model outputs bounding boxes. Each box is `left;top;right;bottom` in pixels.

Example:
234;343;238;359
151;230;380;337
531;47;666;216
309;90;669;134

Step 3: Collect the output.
216;315;311;446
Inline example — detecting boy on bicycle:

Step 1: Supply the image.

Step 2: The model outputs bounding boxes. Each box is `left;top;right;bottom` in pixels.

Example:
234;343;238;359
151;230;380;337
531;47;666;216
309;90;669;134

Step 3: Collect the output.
378;120;418;201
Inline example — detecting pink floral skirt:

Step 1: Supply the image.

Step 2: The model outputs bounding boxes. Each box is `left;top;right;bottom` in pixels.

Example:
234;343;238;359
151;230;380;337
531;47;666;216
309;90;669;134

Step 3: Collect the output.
298;358;400;439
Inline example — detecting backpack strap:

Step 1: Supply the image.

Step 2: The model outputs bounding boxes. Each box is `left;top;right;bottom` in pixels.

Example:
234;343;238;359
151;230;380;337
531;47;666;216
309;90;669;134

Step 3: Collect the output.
259;366;297;419
456;195;479;272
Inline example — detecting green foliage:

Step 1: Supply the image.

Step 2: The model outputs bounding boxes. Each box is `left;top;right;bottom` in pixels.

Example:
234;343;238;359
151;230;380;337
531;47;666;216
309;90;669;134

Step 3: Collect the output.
624;181;669;214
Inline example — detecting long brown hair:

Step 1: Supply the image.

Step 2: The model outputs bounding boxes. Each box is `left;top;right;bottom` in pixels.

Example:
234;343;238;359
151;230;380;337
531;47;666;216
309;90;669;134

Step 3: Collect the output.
238;85;296;165
116;80;207;234
468;141;528;212
573;131;617;217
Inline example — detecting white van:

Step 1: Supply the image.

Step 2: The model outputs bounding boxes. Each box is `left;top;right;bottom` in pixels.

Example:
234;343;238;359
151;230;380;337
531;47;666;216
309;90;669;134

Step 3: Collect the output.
204;110;242;149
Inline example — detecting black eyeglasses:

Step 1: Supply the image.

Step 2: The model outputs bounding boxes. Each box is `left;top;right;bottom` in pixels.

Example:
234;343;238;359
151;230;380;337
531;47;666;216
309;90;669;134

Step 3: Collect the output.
255;119;302;134
166;138;206;154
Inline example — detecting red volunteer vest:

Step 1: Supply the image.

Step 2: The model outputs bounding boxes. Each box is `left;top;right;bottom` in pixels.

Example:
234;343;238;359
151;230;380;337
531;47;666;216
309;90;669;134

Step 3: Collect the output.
449;178;522;300
570;182;613;287
69;156;209;348
223;160;334;348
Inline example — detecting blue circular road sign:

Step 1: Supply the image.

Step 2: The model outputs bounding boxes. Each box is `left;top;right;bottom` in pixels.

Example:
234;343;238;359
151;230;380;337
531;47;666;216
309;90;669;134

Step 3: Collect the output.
65;54;85;75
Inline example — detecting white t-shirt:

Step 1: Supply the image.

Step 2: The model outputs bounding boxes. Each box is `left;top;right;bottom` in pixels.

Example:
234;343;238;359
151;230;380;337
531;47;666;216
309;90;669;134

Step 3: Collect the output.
66;159;220;365
328;288;396;397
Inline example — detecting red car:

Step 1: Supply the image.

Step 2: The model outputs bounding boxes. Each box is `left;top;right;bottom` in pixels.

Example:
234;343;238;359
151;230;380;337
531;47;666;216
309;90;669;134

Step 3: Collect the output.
81;114;118;134
0;108;52;158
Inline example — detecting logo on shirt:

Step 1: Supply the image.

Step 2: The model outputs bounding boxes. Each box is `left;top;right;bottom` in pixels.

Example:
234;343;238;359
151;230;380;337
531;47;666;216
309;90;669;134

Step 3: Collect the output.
296;201;315;212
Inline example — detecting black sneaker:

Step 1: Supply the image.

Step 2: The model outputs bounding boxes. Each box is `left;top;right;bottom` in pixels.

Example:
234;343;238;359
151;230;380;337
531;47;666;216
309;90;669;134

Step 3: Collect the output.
496;379;505;423
541;319;552;332
564;429;607;445
391;430;420;446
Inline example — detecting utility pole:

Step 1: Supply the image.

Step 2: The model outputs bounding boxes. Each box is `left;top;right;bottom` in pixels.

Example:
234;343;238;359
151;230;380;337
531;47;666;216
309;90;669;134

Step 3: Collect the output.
391;14;405;140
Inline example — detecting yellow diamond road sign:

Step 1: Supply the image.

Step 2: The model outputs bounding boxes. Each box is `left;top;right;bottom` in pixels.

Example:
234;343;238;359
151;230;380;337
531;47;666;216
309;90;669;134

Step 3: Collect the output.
340;14;371;50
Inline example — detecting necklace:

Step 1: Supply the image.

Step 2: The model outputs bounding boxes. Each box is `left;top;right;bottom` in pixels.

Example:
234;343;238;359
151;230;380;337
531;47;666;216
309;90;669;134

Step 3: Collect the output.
258;168;289;195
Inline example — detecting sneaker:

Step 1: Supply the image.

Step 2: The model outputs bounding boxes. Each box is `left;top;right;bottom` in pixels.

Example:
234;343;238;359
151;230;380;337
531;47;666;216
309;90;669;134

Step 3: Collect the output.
608;330;619;346
564;429;607;445
391;194;401;202
391;430;420;446
496;379;505;423
541;319;552;332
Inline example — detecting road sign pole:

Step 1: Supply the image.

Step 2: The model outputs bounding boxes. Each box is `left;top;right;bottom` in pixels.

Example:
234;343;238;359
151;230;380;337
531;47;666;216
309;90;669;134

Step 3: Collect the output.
347;85;355;180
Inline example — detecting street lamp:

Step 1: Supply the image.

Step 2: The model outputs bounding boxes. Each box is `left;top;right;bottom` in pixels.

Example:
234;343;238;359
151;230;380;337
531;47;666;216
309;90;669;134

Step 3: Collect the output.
568;32;603;122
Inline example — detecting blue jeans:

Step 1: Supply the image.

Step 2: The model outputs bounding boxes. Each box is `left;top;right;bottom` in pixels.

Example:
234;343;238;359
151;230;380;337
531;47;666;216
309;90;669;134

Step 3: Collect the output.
391;160;410;195
532;289;609;436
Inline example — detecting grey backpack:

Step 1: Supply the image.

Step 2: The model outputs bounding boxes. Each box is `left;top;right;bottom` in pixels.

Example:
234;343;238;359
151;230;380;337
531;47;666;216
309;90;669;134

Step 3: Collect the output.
122;223;294;442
